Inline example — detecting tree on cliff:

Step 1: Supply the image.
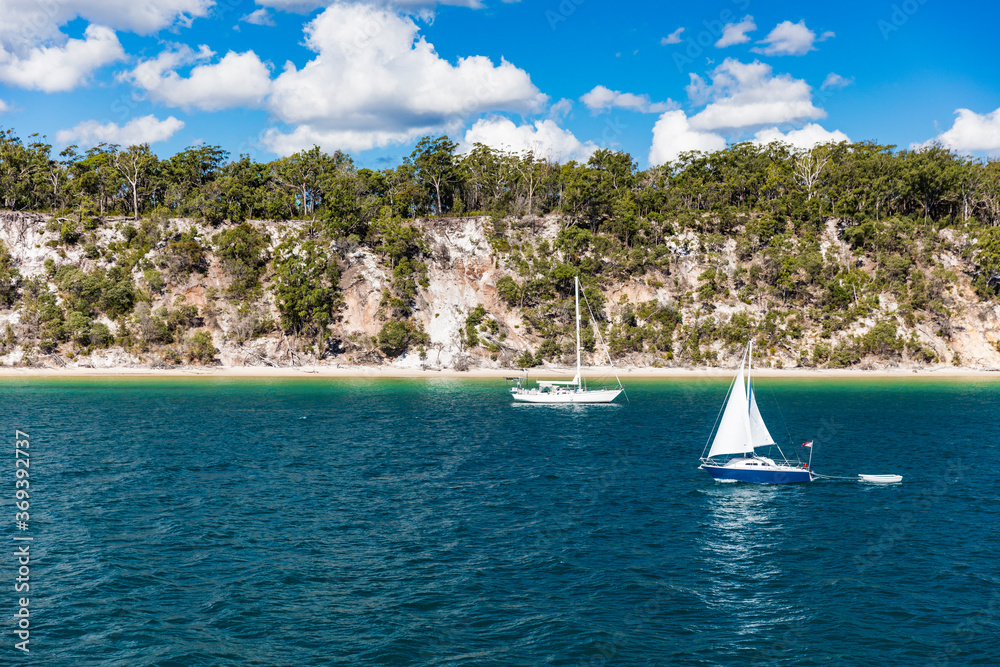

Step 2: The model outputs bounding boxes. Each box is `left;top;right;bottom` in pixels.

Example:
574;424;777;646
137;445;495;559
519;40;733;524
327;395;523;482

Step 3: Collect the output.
409;136;459;216
112;143;158;219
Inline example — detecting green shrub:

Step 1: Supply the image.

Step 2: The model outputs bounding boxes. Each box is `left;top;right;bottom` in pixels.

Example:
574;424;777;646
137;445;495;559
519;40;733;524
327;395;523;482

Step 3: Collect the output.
377;319;422;358
144;269;165;294
496;276;520;306
187;331;217;364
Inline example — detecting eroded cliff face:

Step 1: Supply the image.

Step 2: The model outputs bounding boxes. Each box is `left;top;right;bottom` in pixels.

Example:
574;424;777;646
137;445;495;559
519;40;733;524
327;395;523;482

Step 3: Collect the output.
2;210;1000;371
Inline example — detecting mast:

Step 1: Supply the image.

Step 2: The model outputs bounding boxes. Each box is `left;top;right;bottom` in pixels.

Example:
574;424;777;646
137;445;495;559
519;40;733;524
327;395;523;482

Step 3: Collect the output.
746;341;754;454
575;276;582;387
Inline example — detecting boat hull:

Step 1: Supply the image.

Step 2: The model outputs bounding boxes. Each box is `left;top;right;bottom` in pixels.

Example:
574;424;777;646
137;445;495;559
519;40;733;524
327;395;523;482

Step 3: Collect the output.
702;464;812;484
511;388;622;404
858;474;902;483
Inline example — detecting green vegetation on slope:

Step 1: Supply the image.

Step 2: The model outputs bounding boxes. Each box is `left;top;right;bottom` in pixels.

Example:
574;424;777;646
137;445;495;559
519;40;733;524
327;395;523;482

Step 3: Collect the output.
1;125;999;367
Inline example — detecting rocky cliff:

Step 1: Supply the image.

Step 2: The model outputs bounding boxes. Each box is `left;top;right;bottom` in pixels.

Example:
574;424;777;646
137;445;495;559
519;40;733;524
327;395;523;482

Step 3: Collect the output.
2;210;1000;372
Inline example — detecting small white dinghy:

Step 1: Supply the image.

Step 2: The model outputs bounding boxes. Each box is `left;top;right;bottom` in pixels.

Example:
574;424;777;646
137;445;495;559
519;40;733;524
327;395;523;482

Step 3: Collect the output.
858;474;902;483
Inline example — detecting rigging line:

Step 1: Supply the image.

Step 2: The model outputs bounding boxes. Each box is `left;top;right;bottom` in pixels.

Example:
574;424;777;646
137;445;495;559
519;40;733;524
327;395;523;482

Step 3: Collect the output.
810;472;858;481
767;383;795;446
700;345;748;460
579;281;628;402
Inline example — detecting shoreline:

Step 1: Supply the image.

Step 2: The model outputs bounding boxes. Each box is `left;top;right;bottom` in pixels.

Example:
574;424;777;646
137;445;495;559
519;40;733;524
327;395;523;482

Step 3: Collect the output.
0;364;996;379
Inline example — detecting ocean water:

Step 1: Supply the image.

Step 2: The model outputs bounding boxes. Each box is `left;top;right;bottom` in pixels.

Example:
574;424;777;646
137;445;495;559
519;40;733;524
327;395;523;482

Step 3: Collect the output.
1;377;997;666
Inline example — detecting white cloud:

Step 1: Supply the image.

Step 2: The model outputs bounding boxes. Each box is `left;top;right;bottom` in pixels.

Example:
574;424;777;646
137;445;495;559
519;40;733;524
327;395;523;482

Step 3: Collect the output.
125;45;272;111
241;9;276;26
0;1;213;51
263;3;545;154
0;99;8;113
0;24;124;92
262;124;443;155
753;123;849;149
255;0;485;13
752;20;829;56
56;115;184;147
715;15;756;48
821;72;852;91
549;97;573;120
661;28;684;45
0;1;211;91
686;59;824;131
649;110;726;165
462;117;597;162
925;107;1000;153
580;85;674;114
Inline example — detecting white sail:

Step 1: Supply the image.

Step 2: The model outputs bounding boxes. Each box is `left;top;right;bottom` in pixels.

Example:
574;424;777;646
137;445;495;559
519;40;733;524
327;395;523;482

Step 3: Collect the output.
748;386;775;447
707;358;754;458
573;277;582;387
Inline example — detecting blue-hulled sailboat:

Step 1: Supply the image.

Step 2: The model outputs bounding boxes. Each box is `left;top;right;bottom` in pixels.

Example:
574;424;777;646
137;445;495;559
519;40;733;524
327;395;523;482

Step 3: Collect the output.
699;342;813;484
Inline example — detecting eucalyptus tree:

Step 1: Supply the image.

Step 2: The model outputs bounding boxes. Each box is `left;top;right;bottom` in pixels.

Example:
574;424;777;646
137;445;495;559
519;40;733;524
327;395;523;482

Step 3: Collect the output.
382;162;423;219
460;143;521;214
321;164;382;241
163;144;229;213
409;135;459;216
514;150;551;216
112;143;159;218
901;143;960;221
271;146;349;218
976;160;1000;225
71;144;123;217
0;129;48;210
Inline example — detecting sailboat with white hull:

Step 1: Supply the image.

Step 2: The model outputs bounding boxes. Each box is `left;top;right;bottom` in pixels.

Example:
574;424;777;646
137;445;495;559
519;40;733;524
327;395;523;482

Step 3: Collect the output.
509;277;623;404
699;342;813;484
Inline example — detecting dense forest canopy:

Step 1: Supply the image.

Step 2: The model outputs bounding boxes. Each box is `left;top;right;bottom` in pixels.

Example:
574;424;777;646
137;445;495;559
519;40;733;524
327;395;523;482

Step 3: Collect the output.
1;124;1000;369
3;126;999;227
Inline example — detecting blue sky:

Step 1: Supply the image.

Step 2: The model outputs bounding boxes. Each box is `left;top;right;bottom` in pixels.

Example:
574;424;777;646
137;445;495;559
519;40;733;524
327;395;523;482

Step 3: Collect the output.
0;0;997;170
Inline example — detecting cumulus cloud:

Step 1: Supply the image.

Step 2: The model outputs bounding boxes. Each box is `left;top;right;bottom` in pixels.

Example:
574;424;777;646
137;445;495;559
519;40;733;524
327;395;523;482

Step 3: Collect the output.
752;20;830;56
924;107;1000;154
125;45;272;111
0;99;8;113
715;16;756;48
648;110;726;165
580;85;674;114
753;123;849;149
0;1;211;91
820;72;853;91
462;117;597;162
0;0;212;51
0;25;125;92
661;28;684;45
686;59;824;131
263;3;545;154
55;115;184;147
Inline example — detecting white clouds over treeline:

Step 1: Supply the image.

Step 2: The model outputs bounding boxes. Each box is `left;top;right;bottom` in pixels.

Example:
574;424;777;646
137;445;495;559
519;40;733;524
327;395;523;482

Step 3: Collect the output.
923;107;1000;154
113;2;547;153
56;115;185;146
6;1;986;166
648;58;848;164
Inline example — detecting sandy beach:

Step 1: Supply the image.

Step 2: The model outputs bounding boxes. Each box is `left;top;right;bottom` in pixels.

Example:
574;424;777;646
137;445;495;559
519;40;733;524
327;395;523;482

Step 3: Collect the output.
0;364;996;379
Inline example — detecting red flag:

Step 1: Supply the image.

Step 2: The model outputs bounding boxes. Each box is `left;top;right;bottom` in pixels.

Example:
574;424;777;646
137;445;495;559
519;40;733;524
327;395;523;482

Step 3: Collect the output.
802;441;813;447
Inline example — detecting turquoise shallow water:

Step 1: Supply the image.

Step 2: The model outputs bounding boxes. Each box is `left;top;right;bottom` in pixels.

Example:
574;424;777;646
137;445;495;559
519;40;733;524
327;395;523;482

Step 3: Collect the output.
1;377;998;665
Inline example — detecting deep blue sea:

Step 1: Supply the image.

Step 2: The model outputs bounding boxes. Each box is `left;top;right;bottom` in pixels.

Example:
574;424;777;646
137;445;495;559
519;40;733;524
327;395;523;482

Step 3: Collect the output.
1;377;997;666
